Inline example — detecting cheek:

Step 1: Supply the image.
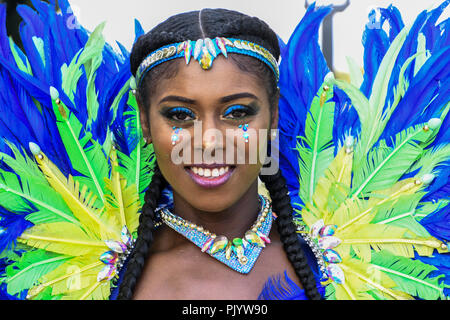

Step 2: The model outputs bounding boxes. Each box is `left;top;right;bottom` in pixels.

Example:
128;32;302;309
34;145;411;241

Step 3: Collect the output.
148;110;175;173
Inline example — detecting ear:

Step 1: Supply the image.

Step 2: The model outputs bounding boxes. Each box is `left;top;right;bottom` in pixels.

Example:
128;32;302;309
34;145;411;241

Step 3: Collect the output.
136;92;152;144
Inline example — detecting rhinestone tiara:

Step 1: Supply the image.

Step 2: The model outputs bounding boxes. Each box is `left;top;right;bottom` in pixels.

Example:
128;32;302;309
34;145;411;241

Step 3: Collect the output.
135;37;280;87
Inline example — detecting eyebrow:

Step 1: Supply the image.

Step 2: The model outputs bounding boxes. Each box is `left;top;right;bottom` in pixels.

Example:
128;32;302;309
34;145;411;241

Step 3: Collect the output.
220;92;259;104
158;95;196;105
158;92;259;105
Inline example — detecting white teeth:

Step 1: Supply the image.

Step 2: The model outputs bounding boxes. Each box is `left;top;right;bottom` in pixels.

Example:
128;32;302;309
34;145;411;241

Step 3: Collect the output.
190;166;232;178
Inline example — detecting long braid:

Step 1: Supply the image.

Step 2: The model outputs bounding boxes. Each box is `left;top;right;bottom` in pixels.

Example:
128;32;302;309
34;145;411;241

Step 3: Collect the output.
259;167;322;300
117;165;167;299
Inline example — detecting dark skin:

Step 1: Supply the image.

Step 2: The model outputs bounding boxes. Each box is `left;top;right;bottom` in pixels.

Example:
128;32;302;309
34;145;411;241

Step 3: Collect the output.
133;56;303;299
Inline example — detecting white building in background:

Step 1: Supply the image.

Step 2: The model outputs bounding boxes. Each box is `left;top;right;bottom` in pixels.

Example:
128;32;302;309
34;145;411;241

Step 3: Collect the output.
68;0;447;73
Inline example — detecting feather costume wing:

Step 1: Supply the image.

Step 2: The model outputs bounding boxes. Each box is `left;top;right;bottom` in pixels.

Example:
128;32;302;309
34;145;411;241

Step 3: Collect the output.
277;1;450;300
0;0;155;300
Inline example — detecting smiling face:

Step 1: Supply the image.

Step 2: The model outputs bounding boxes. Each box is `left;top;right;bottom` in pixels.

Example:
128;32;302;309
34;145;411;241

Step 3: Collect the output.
138;55;278;213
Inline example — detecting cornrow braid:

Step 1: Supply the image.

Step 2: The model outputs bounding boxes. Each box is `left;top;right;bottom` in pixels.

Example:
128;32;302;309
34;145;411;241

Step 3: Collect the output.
259;167;322;300
117;165;167;300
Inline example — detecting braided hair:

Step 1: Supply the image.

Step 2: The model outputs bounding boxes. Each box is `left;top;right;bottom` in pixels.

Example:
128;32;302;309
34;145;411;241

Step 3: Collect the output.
117;8;321;300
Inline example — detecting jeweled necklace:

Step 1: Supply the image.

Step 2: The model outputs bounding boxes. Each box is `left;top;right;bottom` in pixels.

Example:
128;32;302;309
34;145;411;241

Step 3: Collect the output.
156;194;273;274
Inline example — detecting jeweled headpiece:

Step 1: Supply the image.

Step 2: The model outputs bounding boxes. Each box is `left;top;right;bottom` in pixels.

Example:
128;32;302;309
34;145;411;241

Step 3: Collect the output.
135;37;280;88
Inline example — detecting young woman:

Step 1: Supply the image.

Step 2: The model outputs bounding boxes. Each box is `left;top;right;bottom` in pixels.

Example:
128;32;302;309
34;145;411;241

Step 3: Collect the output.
0;1;448;301
116;8;322;300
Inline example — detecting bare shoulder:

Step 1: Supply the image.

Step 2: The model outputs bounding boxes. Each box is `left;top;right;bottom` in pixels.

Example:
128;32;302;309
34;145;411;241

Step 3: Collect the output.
132;226;303;300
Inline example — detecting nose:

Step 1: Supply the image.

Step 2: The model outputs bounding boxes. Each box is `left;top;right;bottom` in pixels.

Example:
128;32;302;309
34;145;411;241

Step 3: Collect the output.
194;117;224;162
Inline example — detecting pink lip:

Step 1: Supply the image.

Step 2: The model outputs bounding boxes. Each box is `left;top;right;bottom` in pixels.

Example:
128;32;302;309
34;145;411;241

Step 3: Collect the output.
185;166;235;188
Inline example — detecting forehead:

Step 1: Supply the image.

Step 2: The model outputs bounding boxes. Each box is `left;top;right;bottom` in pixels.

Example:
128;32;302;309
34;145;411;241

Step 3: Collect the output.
148;56;269;105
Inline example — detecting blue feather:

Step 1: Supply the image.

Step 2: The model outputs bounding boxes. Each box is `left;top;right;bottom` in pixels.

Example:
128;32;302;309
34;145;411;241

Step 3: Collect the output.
435;17;450;49
422;0;450;52
380;5;405;42
0;206;34;254
258;270;325;300
383;46;450;138
434;108;450;147
419;198;450;242
414;252;450;297
332;87;360;149
278;4;332;209
360;14;390;97
134;19;145;41
0;5;13;62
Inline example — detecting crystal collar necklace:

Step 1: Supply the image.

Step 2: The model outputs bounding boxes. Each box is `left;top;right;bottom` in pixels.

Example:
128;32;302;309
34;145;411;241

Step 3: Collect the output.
156;194;273;274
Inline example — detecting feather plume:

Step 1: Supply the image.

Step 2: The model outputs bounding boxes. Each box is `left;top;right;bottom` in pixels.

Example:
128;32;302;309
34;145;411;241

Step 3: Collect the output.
277;4;332;210
297;83;335;204
351;124;437;198
258;270;325;300
33;150;119;239
370;250;446;299
51;95;109;207
18;222;107;256
27;256;104;298
5;250;70;296
104;146;140;233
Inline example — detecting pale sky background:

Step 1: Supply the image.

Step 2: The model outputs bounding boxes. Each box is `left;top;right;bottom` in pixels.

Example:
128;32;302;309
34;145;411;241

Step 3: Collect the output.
68;0;448;72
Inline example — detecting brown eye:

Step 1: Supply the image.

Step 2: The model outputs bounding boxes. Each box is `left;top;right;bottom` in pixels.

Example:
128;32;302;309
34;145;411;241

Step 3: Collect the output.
230;110;246;118
172;112;190;121
223;105;255;119
163;107;196;122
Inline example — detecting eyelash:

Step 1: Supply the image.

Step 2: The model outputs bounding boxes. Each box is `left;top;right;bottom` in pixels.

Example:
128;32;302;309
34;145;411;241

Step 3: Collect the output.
163;105;255;122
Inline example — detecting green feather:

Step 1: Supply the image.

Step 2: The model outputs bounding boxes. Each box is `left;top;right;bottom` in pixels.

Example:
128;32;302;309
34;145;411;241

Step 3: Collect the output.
370;250;446;300
332;27;409;170
0;161;79;226
363;27;409;153
61;22;106;107
83;23;106;128
5;250;71;296
345;56;363;88
386;51;423;121
8;37;33;75
52;99;109;207
110;78;132;124
414;33;430;76
372;194;432;237
115;92;156;204
0;142;46;185
297;82;335;204
351;123;435;197
117;141;156;205
410;144;450;177
32;37;45;68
